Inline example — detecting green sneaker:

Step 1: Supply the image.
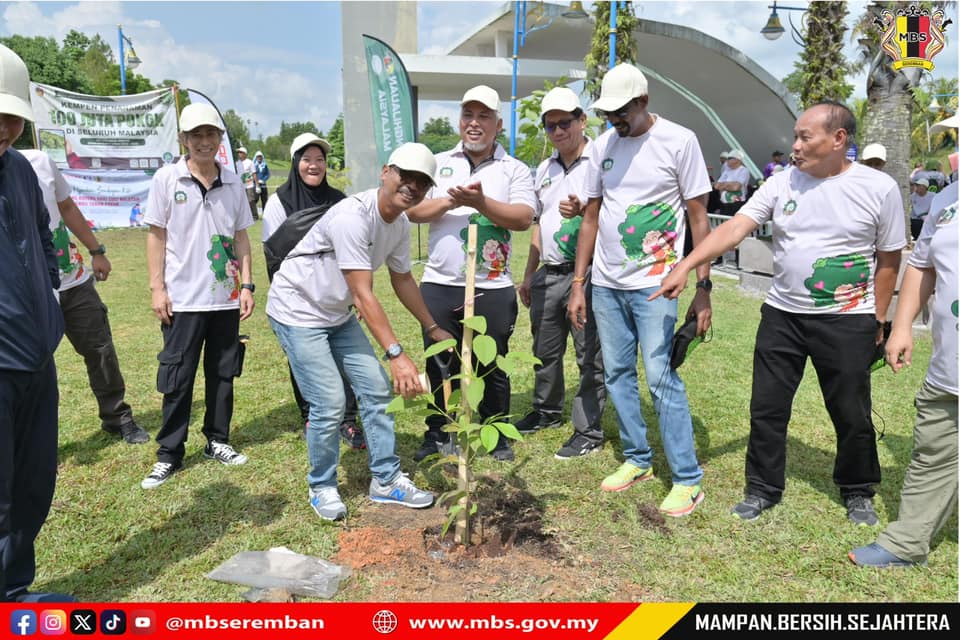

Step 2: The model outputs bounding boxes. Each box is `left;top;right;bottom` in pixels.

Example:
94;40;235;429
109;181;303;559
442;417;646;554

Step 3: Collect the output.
659;484;705;517
600;462;655;492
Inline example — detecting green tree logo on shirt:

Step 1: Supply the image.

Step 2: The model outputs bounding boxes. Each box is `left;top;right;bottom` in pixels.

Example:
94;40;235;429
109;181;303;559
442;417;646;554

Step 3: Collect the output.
207;235;240;300
460;213;511;280
52;220;76;274
553;216;582;261
803;254;871;311
618;202;679;276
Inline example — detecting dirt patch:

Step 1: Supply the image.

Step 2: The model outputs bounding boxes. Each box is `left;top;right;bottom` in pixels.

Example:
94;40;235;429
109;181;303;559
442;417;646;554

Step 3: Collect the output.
332;473;602;601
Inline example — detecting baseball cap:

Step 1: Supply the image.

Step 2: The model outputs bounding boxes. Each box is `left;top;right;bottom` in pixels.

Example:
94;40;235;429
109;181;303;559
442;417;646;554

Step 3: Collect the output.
931;113;960;132
861;143;886;162
387;142;437;186
0;44;34;121
727;149;744;161
179;103;224;133
772;150;784;156
589;63;649;112
540;87;581;118
236;146;247;154
461;85;500;112
289;132;331;159
913;177;929;187
719;151;729;159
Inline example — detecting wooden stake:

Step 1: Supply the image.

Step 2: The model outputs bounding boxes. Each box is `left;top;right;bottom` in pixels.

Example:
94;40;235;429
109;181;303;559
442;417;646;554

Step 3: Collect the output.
456;223;477;545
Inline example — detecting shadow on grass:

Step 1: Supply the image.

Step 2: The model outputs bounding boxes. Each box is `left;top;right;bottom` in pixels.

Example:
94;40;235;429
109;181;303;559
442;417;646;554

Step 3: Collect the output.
39;481;286;601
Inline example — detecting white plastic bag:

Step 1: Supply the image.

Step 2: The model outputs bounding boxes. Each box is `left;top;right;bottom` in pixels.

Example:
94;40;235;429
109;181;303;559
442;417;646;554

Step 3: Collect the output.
206;547;351;599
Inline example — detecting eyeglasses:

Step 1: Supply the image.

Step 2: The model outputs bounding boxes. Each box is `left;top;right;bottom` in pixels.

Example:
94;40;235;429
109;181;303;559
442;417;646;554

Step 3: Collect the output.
596;101;634;121
544;118;576;134
391;165;432;190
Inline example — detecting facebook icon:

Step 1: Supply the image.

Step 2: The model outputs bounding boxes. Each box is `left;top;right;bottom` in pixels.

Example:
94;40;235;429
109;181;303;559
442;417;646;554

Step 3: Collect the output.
9;610;37;636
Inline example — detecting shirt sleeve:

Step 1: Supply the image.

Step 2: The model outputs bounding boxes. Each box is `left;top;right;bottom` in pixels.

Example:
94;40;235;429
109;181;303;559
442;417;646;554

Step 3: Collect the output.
508;158;537;210
261;194;285;241
735;174;777;226
386;218;412;274
875;183;906;252
676;133;712;200
583;139;604;200
328;210;374;271
50;158;72;203
143;171;171;228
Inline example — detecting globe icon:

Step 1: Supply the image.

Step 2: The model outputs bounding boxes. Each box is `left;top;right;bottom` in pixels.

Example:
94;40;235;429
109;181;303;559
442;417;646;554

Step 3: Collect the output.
372;609;398;634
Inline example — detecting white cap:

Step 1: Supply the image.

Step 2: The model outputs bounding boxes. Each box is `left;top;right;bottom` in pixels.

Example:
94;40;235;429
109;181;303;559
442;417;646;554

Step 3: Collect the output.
540;87;581;118
179;103;224;133
236;146;247;154
589;63;649;112
727;149;744;161
461;85;501;112
387;142;437;186
931;113;960;132
719;151;729;159
0;44;34;121
254;150;263;158
861;143;886;162
914;177;929;187
289;132;331;159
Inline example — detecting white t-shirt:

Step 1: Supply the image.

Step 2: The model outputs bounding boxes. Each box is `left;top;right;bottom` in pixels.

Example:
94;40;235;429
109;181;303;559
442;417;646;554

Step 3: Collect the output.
737;162;906;314
266;188;412;328
584;115;711;290
143;157;254;312
21;149;92;292
262;193;285;241
910;190;936;219
717;163;751;203
908;182;957;394
534;141;593;265
421;143;536;289
237;158;255;189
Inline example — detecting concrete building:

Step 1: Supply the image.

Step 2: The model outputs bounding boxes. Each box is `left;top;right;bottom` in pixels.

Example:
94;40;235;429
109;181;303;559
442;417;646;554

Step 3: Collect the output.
342;1;798;190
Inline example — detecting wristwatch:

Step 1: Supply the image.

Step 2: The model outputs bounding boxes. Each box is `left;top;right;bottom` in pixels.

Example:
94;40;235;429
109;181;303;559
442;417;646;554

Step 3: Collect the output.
383;343;404;360
240;283;256;293
695;278;713;293
89;244;106;256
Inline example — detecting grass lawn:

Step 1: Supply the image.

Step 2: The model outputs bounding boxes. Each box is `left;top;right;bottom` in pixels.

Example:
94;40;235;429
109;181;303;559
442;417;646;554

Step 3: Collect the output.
39;223;957;602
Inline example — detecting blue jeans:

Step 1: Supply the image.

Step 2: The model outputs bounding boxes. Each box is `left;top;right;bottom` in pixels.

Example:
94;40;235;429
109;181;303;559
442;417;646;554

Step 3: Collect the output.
269;317;400;489
591;285;702;485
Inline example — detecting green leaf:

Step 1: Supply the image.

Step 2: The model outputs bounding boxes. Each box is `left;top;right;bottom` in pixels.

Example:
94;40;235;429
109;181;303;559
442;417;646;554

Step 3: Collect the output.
480;424;500;452
385;395;406;414
473;334;497;366
424;338;457;359
496;354;516;376
465;377;485;411
493;421;523;441
462;316;487;334
447;389;462;407
506;351;542;367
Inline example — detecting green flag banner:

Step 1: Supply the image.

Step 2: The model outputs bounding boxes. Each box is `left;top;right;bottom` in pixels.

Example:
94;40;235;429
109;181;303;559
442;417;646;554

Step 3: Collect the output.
362;34;416;166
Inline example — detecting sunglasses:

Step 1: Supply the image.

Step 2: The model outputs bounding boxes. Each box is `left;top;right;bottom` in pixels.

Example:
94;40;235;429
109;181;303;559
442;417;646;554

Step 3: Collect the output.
544;118;576;134
391;165;432;190
596;101;634;120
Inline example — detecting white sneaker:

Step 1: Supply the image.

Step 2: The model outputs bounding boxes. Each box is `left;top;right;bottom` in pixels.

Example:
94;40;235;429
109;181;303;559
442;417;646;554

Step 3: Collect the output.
369;473;434;509
310;486;347;521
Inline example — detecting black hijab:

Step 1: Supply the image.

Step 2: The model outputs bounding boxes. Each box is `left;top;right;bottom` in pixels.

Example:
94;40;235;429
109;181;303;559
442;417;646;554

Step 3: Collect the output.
276;144;345;216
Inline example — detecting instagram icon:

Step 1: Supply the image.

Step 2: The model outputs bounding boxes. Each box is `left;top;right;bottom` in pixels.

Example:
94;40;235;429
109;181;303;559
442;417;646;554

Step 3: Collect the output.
40;610;67;635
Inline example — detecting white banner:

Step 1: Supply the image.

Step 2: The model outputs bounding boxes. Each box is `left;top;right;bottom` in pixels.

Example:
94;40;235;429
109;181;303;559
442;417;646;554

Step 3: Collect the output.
30;83;179;170
62;170;154;229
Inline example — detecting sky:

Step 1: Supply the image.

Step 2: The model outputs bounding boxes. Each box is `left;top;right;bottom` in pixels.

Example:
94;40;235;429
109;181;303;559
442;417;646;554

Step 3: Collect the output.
1;0;957;139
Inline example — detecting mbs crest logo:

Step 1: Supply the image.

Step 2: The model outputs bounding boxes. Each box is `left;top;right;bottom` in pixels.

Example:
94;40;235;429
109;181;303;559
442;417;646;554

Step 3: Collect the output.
875;5;952;71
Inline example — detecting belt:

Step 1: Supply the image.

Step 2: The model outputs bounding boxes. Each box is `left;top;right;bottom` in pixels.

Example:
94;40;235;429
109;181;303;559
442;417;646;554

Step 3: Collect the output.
543;262;576;275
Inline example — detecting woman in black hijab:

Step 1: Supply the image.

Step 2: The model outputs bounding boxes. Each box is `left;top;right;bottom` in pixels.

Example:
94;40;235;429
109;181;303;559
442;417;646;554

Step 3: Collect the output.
261;134;365;449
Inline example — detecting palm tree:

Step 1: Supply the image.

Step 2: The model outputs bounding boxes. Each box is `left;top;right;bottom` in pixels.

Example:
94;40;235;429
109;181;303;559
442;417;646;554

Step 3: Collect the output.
851;2;952;241
796;1;854;109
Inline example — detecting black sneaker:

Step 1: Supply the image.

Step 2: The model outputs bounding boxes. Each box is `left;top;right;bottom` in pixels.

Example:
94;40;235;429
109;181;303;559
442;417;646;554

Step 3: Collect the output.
490;442;515;461
844;495;879;526
513;410;563;434
413;436;448;462
554;434;602;459
339;420;366;450
102;421;150;445
141;461;181;489
731;494;776;521
203;441;248;465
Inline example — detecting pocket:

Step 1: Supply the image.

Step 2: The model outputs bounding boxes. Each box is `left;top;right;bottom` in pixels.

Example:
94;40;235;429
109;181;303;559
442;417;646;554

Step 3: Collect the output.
156;350;182;394
217;338;245;379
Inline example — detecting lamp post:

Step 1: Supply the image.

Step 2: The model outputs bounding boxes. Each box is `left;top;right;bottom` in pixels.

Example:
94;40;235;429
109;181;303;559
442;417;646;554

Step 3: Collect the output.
509;1;585;155
760;1;808;46
117;25;141;95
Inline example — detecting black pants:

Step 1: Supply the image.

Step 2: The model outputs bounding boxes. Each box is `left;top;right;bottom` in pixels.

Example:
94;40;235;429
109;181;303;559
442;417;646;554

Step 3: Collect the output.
59;279;135;430
0;359;58;600
420;283;517;442
910;217;925;240
155;311;241;464
258;183;269;210
746;304;880;502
